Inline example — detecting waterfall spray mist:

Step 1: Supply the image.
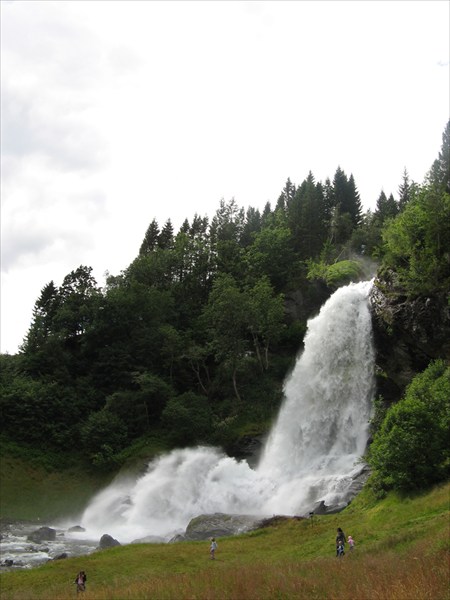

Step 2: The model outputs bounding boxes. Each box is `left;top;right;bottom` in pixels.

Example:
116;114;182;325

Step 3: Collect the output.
80;280;375;543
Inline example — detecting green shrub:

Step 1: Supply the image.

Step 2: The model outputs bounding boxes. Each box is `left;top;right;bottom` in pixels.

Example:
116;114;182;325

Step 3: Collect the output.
307;259;362;288
80;410;128;467
161;391;212;445
368;360;450;491
324;260;362;286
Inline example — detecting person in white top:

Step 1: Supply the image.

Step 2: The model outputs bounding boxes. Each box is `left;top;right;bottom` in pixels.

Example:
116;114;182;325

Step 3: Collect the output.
209;537;218;560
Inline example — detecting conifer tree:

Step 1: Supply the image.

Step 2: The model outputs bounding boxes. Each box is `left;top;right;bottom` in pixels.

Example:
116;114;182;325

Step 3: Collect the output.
427;120;450;192
347;174;363;226
241;206;262;247
398;168;412;211
277;178;296;211
139;219;160;255
158;219;174;249
375;191;398;223
22;281;60;352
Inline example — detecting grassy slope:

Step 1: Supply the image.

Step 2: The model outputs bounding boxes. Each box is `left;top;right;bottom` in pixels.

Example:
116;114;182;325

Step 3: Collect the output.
1;481;448;600
0;436;168;520
0;456;112;521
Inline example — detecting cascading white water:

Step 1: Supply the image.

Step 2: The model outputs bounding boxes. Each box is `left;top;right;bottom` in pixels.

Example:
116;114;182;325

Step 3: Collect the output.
79;280;375;543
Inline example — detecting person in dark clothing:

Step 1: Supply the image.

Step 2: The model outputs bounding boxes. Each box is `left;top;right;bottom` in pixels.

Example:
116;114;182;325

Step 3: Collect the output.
74;571;87;593
336;527;346;556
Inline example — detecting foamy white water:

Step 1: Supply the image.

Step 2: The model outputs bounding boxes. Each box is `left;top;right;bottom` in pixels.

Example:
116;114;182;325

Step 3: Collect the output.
80;280;375;543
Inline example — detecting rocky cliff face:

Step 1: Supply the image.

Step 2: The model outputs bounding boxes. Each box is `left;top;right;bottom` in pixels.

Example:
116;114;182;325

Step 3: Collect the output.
369;270;450;404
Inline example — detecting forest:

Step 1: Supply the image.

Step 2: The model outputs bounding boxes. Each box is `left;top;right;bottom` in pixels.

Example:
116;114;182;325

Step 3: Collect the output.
1;122;449;495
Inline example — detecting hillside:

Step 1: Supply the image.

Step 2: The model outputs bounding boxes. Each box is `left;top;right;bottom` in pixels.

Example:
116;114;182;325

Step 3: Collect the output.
0;481;448;599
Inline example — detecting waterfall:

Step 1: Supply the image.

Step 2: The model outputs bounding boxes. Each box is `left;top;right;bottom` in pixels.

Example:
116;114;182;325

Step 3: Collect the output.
80;280;375;543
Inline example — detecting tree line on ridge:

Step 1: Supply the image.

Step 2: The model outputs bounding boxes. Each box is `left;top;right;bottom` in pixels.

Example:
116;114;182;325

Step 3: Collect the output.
1;122;449;493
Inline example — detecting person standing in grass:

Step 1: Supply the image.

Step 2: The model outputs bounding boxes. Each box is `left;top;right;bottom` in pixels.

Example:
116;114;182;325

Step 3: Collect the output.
335;527;346;556
209;537;218;560
74;570;87;593
348;535;355;551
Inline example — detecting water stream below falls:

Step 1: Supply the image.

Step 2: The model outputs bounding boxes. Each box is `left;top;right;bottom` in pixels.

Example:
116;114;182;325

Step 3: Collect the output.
1;280;375;568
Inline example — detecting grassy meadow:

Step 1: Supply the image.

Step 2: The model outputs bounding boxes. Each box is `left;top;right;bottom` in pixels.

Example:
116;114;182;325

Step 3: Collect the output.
1;481;448;600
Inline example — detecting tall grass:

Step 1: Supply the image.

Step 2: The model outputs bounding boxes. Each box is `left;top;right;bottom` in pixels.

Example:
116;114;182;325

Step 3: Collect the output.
1;482;449;600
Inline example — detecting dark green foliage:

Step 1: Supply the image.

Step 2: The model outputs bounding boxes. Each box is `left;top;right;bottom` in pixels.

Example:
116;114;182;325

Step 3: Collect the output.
246;277;285;371
369;395;389;438
368;360;450;492
240;206;262;247
287;172;328;258
245;224;296;291
139;218;160;255
3;121;449;485
202;274;249;402
375;191;398;224
427;120;450;193
80;410;128;468
378;121;450;295
158;219;174;250
161;392;212;445
381;185;450;294
22;281;59;353
1;374;82;448
331;167;362;237
398;168;412;211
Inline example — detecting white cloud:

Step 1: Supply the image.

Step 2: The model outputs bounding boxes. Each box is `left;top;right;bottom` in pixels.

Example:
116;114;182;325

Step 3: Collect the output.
1;0;449;353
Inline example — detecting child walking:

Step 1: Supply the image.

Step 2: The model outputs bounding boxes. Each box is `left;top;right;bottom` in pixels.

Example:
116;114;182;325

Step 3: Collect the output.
209;537;218;560
348;535;355;551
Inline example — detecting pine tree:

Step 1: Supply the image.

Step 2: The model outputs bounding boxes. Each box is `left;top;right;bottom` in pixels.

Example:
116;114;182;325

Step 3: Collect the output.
347;174;363;226
139;219;160;255
241;207;262;247
375;190;398;223
289;172;327;258
22;281;60;352
427;120;450;193
261;201;272;226
398;168;412;211
158;219;174;250
278;178;296;211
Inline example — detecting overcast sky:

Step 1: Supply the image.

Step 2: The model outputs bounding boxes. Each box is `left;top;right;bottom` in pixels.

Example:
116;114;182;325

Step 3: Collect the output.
1;0;449;354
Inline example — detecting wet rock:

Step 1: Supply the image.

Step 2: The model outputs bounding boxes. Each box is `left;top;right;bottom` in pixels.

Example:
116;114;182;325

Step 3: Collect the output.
99;534;121;549
309;465;372;515
184;513;265;540
312;500;344;515
27;527;56;543
53;553;68;560
2;560;14;567
258;515;303;527
168;534;186;543
68;525;86;532
225;436;264;468
370;274;450;403
285;283;331;322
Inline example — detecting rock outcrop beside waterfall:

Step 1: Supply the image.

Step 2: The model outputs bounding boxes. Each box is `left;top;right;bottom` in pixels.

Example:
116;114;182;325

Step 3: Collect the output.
369;270;450;404
173;513;305;542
